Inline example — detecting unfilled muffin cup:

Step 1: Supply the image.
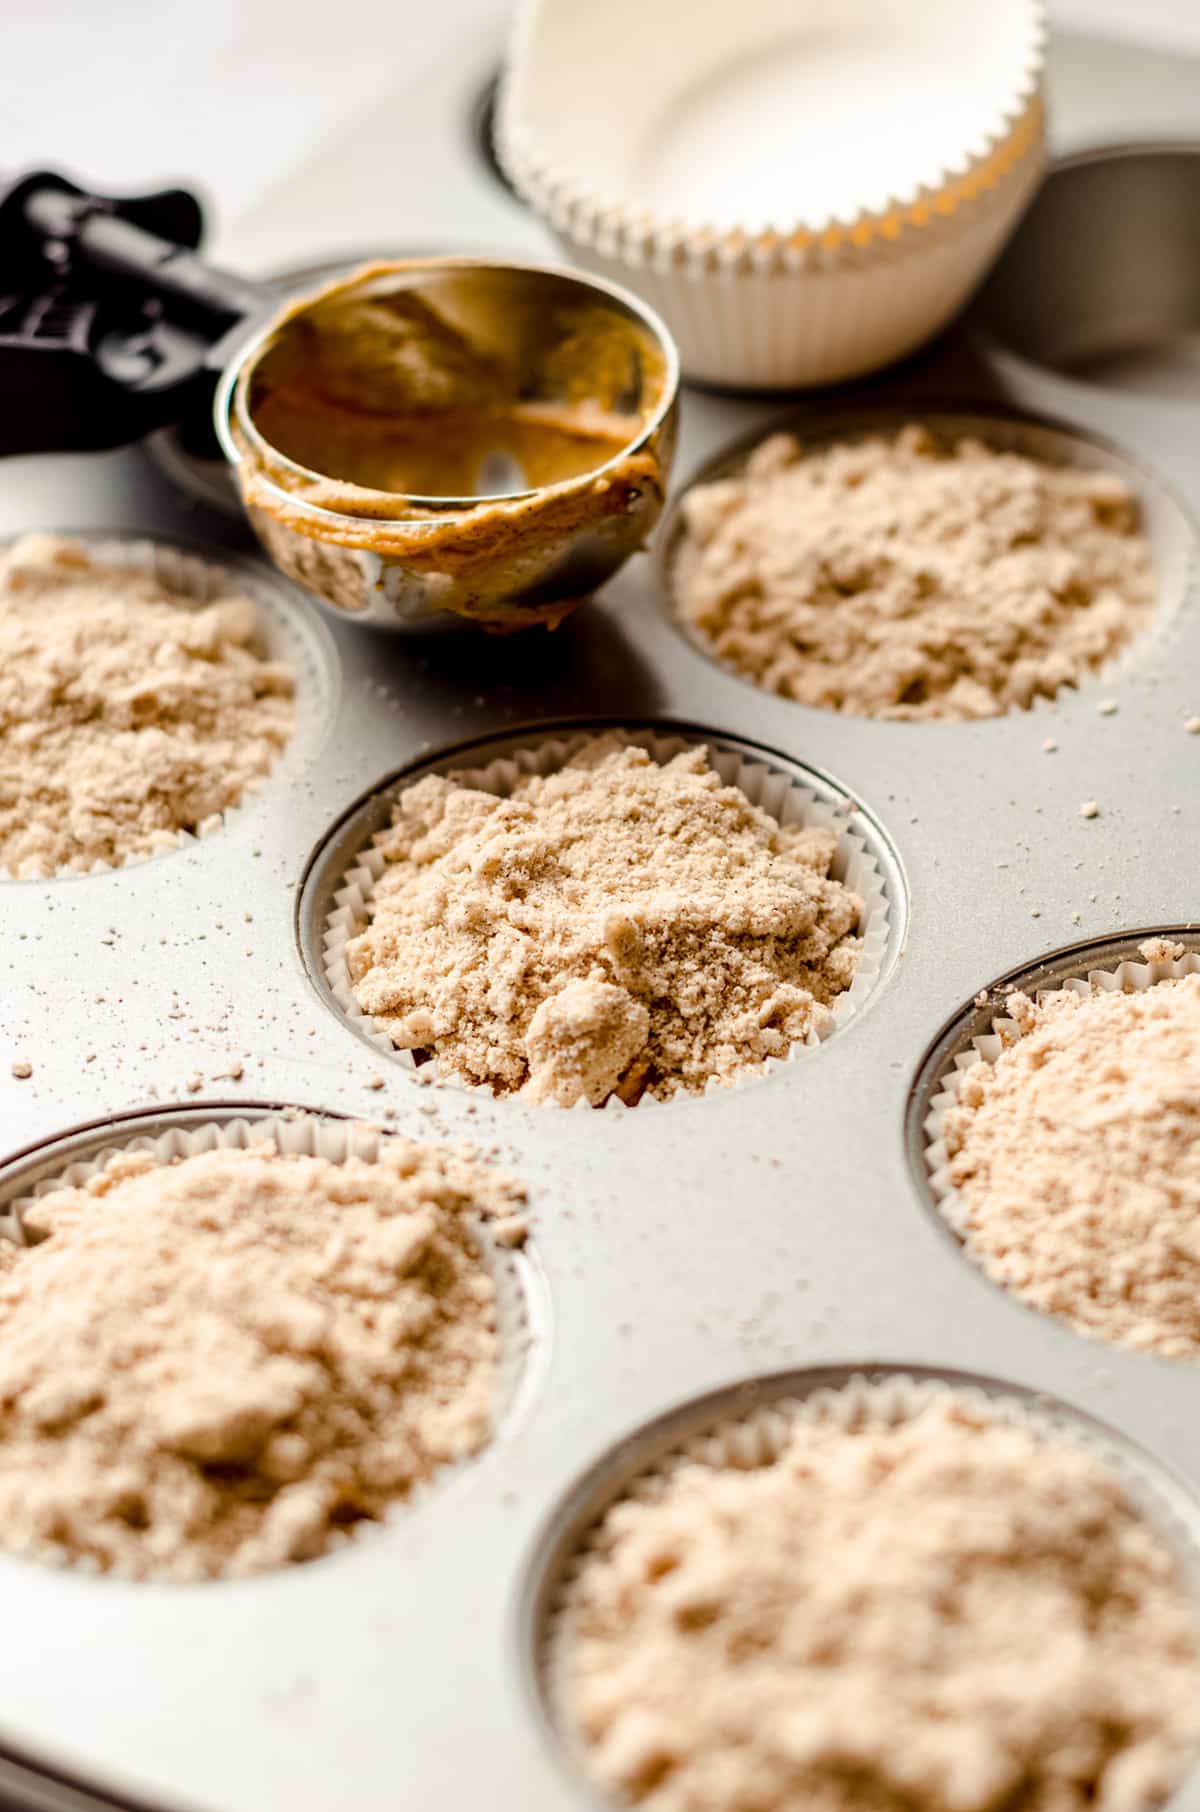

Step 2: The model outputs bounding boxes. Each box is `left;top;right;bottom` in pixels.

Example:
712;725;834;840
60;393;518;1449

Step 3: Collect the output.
538;1369;1200;1775
922;941;1200;1231
319;727;894;1105
498;0;1046;387
0;533;331;881
1;1109;540;1526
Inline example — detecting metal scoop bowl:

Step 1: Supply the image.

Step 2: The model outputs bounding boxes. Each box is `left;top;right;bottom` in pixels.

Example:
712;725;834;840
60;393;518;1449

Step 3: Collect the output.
214;257;679;632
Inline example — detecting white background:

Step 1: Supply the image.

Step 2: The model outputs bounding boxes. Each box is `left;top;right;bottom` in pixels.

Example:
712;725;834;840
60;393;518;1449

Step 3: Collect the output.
7;0;1200;234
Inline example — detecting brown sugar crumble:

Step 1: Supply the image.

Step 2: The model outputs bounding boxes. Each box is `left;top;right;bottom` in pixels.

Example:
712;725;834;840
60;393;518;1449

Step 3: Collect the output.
561;1394;1200;1812
344;736;863;1104
0;535;295;876
943;974;1200;1357
672;425;1154;722
0;1136;523;1580
1141;938;1186;965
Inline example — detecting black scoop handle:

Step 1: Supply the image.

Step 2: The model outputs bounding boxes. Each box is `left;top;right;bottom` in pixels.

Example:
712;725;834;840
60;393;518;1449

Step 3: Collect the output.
0;170;273;456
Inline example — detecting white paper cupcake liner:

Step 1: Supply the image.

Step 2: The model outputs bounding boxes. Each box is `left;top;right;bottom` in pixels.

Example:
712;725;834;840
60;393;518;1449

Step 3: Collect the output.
541;1369;1200;1753
515;138;1044;390
0;1110;538;1520
0;533;329;882
500;0;1045;258
321;728;892;1108
923;941;1200;1231
498;0;1045;386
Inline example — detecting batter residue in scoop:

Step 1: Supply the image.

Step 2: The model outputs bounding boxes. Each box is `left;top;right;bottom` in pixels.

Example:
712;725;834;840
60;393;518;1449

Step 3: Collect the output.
229;263;673;630
244;278;662;496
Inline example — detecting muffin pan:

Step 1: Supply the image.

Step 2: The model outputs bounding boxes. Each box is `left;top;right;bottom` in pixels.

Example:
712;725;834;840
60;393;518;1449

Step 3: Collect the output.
2;25;1200;1812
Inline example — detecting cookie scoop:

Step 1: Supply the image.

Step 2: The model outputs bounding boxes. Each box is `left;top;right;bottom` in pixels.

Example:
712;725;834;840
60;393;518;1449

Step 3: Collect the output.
216;258;679;631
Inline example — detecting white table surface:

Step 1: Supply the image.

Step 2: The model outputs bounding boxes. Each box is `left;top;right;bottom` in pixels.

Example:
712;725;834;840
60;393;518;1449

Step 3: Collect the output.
8;0;1200;241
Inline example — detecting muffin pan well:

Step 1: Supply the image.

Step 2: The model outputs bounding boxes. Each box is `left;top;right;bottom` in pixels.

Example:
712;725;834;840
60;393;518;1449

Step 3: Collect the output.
521;1363;1200;1805
658;404;1195;716
0;530;337;879
2;23;1200;1812
299;722;903;1092
0;1103;549;1488
975;145;1200;397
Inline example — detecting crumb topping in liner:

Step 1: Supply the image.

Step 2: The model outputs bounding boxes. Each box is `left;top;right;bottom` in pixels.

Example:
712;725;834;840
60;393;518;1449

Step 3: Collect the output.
560;1394;1200;1812
0;534;295;876
344;735;862;1104
672;425;1154;723
943;972;1200;1359
0;1137;523;1580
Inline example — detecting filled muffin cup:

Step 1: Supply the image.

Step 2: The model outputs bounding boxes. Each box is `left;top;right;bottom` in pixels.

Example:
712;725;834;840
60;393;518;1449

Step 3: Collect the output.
0;1107;540;1575
923;939;1200;1225
319;727;894;1106
0;532;329;881
920;939;1200;1359
538;1368;1200;1801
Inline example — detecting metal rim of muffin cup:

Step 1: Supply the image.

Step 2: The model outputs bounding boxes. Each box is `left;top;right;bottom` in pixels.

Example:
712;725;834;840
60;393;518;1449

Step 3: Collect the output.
516;1360;1200;1804
0;1102;550;1581
296;719;907;1107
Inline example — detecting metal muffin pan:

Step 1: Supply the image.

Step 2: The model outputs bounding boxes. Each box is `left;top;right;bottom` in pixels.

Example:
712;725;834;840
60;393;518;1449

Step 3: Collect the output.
2;28;1200;1812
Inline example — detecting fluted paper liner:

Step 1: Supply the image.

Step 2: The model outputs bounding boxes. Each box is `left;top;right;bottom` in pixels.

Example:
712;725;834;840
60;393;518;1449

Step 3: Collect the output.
0;1110;538;1533
498;0;1046;385
923;944;1200;1233
503;0;1051;255
541;1369;1200;1759
320;728;892;1107
0;533;327;882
